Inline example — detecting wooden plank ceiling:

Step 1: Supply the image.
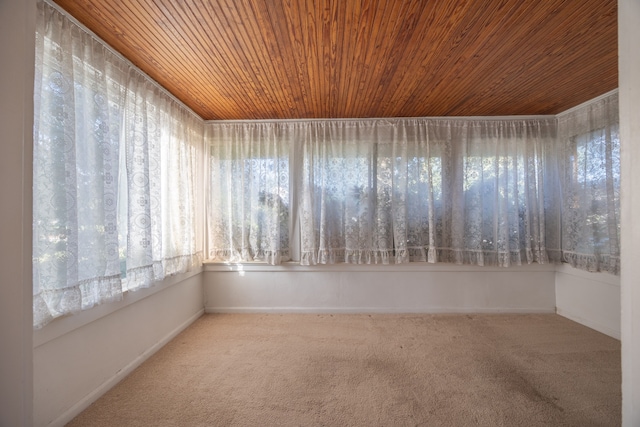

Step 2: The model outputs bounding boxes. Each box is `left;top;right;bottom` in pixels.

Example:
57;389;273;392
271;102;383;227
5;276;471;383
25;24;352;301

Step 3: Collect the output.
53;0;617;120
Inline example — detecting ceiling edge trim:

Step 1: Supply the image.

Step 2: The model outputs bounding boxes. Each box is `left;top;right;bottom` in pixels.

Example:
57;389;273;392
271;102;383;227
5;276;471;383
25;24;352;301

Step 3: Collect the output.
204;115;557;125
556;89;619;117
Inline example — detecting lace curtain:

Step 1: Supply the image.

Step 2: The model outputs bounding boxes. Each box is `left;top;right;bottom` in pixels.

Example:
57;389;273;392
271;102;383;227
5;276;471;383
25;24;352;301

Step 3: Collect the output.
298;119;561;266
33;0;203;328
122;72;203;289
205;119;561;267
207;123;290;264
557;93;620;274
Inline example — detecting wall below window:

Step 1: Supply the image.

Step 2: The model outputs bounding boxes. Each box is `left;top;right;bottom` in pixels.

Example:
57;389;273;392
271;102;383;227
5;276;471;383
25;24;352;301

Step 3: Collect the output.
203;263;557;314
204;263;621;339
33;262;623;426
555;264;621;339
33;270;204;427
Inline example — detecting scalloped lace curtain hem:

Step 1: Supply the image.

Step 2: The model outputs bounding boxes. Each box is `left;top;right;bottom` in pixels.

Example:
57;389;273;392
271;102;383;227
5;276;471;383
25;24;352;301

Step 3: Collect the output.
562;252;620;275
300;247;556;267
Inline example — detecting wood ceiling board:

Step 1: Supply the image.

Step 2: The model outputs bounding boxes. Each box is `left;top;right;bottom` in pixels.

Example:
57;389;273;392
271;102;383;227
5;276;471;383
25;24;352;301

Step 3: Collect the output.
53;0;618;120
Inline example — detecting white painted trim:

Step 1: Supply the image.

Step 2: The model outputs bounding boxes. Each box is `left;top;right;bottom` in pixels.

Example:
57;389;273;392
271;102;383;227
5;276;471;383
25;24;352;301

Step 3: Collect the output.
619;0;640;423
205;115;556;124
205;307;555;314
44;308;204;427
555;264;620;287
556;307;620;340
555;88;619;117
0;0;36;424
204;261;556;273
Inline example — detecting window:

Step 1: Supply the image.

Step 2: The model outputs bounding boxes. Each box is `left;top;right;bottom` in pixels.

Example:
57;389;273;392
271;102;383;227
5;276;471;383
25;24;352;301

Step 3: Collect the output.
33;1;202;328
299;131;447;265
300;136;391;264
207;119;559;268
207;123;290;264
559;99;621;275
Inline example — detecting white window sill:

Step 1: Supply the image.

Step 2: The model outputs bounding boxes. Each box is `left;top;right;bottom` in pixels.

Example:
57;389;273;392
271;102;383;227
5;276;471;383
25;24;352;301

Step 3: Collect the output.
203;260;557;273
555;263;621;286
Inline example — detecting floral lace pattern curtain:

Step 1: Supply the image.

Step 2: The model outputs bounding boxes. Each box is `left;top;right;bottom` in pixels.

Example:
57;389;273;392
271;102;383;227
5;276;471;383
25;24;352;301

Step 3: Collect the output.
204;103;618;274
557;92;620;274
33;0;203;328
205;119;561;267
207;123;290;264
122;72;203;290
298;119;560;266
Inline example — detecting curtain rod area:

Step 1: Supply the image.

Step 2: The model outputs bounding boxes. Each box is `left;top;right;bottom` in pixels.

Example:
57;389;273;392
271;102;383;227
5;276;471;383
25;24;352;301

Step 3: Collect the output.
205;114;557;125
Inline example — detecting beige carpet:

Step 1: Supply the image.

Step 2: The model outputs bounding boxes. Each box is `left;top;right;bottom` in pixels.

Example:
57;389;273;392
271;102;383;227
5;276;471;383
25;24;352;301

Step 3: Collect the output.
67;314;621;426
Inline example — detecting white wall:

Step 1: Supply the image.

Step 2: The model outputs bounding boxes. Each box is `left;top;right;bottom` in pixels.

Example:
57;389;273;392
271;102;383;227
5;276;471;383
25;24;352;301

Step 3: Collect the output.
33;271;204;427
555;264;620;339
205;262;624;340
0;0;35;426
620;1;640;425
204;263;556;314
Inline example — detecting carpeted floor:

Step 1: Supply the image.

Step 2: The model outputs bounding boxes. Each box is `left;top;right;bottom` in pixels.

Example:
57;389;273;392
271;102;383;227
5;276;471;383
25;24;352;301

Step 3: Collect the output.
67;313;621;426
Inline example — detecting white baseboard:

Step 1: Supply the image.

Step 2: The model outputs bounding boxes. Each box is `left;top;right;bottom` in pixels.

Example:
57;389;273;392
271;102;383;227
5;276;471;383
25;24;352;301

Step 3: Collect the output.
205;307;556;314
46;309;204;427
557;307;620;340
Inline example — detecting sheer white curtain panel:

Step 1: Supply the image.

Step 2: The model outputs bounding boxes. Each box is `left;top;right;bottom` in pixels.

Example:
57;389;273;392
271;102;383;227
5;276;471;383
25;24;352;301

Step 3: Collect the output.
122;72;203;290
557;92;620;274
33;0;203;328
33;1;126;327
207;123;291;265
298;119;560;266
204;103;619;275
